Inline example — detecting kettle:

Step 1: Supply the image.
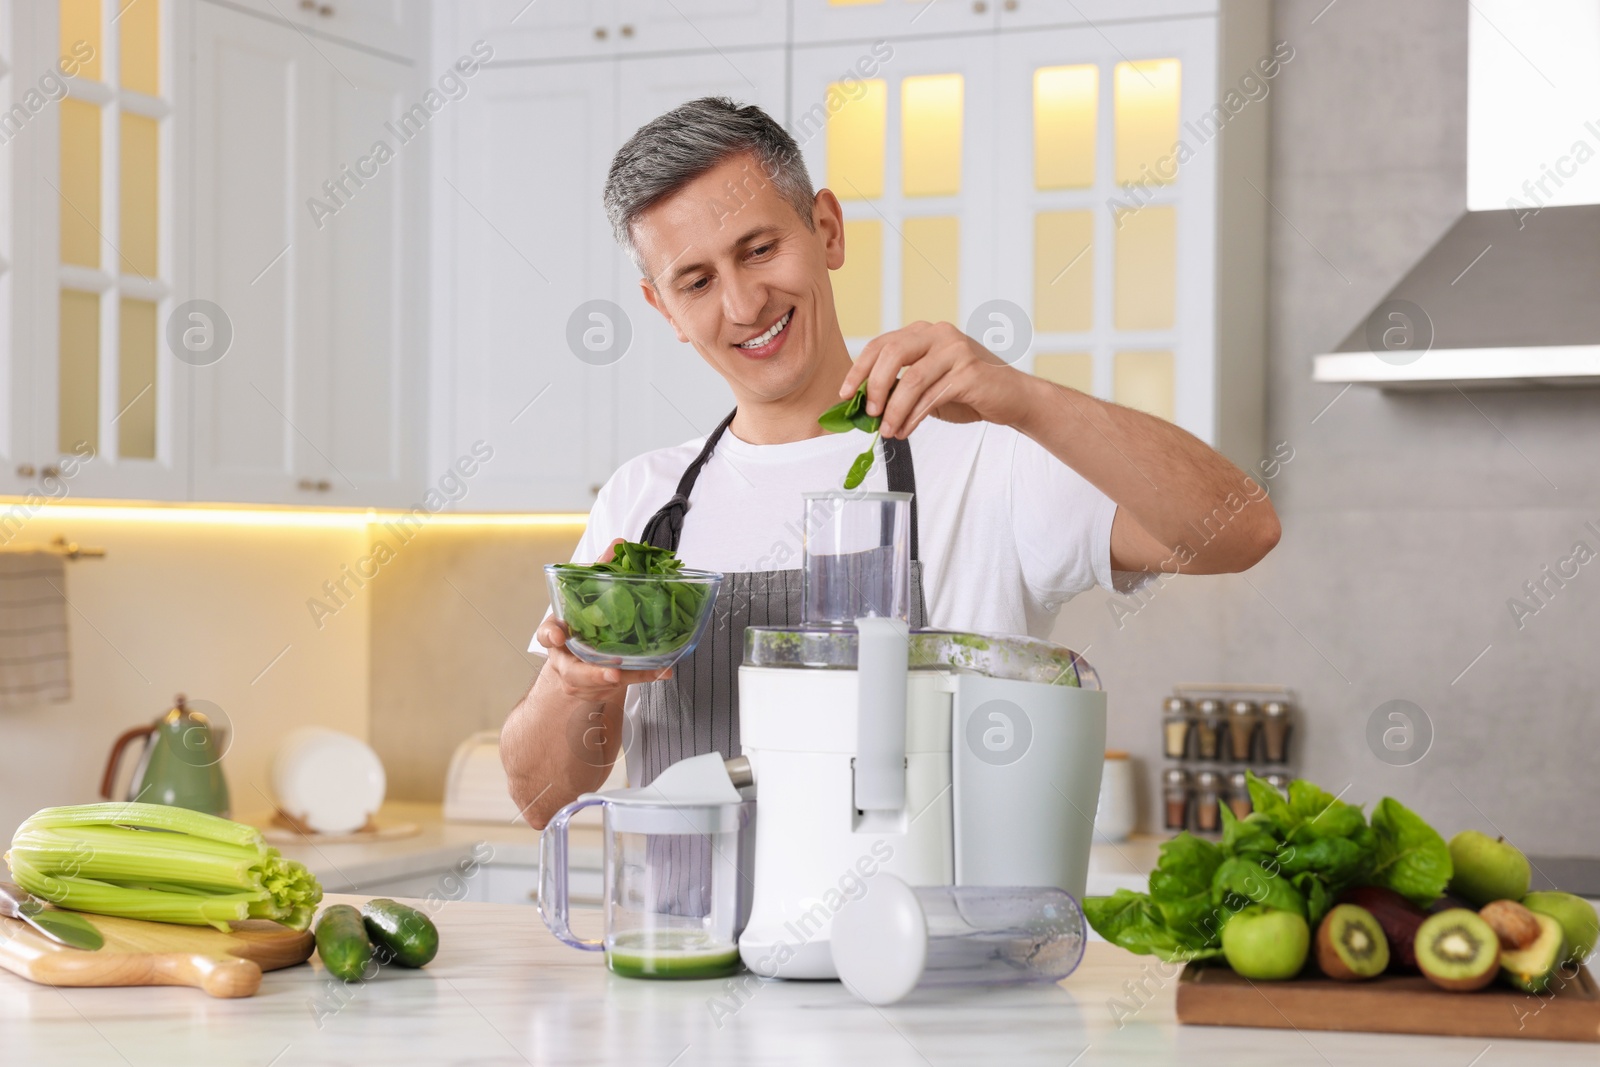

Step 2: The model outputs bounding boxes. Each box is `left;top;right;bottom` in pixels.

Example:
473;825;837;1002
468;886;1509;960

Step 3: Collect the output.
100;694;232;817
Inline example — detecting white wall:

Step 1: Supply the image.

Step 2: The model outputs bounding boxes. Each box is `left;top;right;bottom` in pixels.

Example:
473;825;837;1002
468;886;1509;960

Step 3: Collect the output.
0;515;371;843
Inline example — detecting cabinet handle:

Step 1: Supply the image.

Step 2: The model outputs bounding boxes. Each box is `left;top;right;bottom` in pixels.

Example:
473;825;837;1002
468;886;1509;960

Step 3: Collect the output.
40;466;61;479
973;0;988;11
319;4;334;15
298;478;333;492
1004;0;1018;9
297;478;316;491
15;464;35;478
589;484;602;497
594;26;608;40
299;0;315;8
620;24;634;38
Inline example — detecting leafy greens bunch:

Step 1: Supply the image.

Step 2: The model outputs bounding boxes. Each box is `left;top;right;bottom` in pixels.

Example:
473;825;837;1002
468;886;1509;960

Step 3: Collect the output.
817;382;884;489
1083;771;1452;961
552;541;712;657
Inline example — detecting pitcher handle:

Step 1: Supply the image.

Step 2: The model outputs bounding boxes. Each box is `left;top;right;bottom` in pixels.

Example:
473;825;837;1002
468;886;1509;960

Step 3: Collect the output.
538;796;605;951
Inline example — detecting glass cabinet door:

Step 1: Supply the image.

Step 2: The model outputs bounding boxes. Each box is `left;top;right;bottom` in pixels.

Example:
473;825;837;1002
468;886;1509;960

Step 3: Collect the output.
993;19;1217;441
791;35;996;353
45;0;186;499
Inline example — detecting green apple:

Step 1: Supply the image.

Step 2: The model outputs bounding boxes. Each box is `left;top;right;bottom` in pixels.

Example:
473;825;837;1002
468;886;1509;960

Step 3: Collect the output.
1522;891;1599;967
1447;830;1531;907
1222;905;1310;980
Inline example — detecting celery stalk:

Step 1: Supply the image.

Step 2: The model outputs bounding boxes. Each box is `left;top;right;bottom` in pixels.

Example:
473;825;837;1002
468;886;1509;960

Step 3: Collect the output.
4;803;322;932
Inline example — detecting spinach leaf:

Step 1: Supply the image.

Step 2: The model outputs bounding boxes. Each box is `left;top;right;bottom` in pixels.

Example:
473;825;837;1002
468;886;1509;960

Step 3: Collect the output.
552;540;712;658
1285;778;1367;840
1082;890;1226;962
1084;772;1453;963
818;382;887;488
843;443;877;490
1219;805;1281;858
1368;796;1453;907
1211;855;1307;918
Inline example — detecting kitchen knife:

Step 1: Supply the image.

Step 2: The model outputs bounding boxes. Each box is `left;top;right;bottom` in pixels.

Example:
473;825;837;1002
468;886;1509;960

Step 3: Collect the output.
0;881;104;950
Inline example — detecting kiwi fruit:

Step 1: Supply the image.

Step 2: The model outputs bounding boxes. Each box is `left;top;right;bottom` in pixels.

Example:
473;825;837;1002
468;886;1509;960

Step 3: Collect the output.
1415;909;1501;992
1478;899;1541;951
1338;885;1427;970
1316;904;1390;981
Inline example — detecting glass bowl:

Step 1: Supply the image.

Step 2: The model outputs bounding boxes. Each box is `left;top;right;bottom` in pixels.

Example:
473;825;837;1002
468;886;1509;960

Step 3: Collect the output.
545;564;723;670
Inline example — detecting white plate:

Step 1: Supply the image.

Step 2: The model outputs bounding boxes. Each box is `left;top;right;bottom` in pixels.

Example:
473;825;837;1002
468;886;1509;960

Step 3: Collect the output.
270;727;386;835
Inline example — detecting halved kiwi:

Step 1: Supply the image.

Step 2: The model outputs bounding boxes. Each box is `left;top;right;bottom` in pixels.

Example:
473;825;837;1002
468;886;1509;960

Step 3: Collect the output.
1316;904;1390;980
1415;908;1500;992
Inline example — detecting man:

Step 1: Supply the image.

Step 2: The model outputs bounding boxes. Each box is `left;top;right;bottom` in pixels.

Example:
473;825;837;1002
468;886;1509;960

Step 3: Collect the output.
503;97;1279;829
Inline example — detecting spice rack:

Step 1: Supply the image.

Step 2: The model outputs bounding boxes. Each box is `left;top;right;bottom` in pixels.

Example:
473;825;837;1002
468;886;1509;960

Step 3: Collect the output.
1161;683;1297;837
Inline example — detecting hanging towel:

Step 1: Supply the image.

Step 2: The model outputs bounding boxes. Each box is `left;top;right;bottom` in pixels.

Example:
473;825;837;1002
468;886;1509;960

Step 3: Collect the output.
0;551;72;708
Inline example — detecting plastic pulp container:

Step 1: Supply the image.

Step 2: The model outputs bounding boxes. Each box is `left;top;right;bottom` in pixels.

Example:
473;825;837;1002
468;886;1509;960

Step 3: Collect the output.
801;491;911;627
829;875;1087;1005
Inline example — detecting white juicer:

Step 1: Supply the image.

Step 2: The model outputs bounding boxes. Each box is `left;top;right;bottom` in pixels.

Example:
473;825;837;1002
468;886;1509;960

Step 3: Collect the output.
733;493;1107;980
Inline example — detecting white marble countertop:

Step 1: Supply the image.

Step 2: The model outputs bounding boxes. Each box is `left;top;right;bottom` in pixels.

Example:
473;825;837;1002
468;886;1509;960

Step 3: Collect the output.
244;800;1162;901
3;892;1594;1067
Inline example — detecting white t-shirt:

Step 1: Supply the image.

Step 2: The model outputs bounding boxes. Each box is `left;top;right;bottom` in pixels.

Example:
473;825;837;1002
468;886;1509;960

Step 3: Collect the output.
530;417;1142;684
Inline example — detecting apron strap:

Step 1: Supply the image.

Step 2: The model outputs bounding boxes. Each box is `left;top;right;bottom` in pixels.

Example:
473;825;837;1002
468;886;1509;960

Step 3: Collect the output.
639;406;921;560
883;436;919;563
640;408;739;552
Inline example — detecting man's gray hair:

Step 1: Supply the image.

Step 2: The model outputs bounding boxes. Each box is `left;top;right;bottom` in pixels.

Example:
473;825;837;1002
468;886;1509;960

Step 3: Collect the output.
604;96;816;278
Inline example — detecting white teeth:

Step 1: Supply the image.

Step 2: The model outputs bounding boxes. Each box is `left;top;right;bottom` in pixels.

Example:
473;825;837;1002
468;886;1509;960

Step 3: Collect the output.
737;310;792;348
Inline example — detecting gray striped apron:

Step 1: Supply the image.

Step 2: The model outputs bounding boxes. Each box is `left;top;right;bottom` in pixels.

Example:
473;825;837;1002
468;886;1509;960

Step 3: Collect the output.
633;407;930;789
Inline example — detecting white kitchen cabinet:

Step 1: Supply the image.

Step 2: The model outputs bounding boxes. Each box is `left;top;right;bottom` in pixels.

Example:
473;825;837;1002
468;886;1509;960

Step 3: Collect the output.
204;0;419;58
612;0;785;54
451;0;617;64
439;61;621;511
188;1;422;506
436;32;790;509
453;0;780;64
791;0;997;44
610;49;785;469
995;0;1221;29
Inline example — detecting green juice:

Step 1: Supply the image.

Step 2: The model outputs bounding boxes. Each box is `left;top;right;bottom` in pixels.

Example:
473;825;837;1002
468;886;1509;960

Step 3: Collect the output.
606;930;742;980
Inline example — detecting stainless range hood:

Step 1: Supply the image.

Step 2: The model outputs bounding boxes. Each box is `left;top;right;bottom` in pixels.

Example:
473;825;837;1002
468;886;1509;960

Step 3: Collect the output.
1313;204;1600;390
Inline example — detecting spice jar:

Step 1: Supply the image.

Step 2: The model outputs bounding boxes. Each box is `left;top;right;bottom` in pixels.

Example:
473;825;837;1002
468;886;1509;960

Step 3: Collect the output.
1194;770;1223;834
1162;768;1191;832
1263;772;1292;796
1193;699;1225;761
1261;700;1293;763
1161;697;1193;760
1227;700;1260;763
1226;770;1252;820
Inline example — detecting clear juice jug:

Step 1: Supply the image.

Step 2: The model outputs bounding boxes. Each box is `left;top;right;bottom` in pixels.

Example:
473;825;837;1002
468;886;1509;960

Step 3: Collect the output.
539;784;752;979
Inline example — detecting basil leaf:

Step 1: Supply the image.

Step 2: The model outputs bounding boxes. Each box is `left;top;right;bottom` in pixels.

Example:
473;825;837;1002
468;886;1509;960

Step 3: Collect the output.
1368;796;1453;907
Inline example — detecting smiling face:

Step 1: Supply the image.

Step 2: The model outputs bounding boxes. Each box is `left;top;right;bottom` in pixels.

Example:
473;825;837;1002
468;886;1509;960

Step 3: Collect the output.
633;152;849;411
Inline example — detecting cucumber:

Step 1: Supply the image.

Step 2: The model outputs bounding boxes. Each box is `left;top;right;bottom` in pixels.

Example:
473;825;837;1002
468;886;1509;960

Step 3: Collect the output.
362;898;439;968
315;904;374;982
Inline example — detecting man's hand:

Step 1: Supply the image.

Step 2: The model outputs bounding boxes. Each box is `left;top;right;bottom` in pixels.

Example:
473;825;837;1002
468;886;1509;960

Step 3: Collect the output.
535;615;673;700
538;537;674;701
840;321;1030;439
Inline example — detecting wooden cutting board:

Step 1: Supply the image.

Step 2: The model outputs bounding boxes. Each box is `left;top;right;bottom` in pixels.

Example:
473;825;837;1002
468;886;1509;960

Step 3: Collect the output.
0;910;313;998
1177;960;1600;1043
